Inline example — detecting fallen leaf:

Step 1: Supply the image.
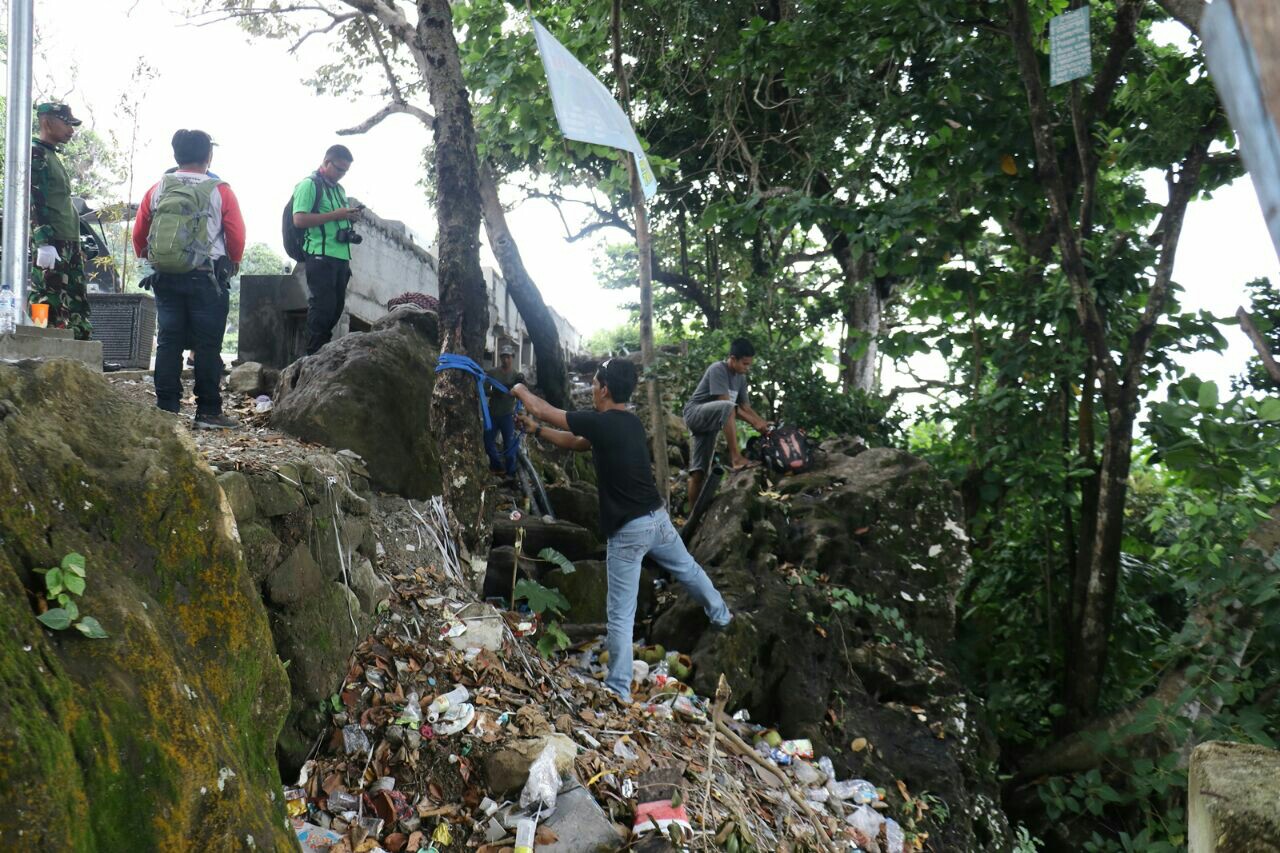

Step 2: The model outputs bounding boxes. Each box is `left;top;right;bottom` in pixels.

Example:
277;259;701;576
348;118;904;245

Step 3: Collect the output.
851;737;868;753
1000;154;1018;176
534;826;560;844
944;118;962;129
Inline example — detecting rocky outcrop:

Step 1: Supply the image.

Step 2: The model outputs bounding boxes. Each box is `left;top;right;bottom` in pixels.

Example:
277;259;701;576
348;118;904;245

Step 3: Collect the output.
0;360;293;850
215;453;384;775
653;444;1015;850
272;305;441;499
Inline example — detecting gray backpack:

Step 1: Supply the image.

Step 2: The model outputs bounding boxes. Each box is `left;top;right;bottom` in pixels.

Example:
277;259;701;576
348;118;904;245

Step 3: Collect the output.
146;175;221;274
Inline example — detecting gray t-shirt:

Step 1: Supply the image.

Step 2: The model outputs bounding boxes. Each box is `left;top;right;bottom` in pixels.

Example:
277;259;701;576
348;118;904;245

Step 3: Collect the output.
686;361;749;410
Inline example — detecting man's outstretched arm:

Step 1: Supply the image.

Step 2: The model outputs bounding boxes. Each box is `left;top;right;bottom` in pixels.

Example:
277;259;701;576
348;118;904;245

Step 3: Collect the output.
517;413;591;453
737;402;770;432
511;384;570;430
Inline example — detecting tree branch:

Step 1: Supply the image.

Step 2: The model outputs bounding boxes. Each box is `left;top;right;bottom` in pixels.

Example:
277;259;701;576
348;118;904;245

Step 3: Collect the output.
1236;306;1280;384
1007;0;1118;396
527;189;635;240
1155;0;1206;36
1120;111;1222;397
338;101;435;135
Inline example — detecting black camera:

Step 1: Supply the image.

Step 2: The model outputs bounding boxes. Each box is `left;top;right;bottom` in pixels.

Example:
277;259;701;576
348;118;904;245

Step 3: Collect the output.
335;227;363;245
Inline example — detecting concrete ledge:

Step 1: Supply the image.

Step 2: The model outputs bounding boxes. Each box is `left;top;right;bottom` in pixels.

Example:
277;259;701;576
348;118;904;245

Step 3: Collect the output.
0;331;103;372
1189;740;1280;852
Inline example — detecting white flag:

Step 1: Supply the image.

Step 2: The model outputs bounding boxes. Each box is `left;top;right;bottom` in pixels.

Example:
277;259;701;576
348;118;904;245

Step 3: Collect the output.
532;19;657;200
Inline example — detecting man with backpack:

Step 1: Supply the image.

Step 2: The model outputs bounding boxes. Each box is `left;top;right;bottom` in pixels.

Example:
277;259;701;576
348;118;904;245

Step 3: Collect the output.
133;129;245;429
511;359;732;703
287;145;363;356
683;338;772;508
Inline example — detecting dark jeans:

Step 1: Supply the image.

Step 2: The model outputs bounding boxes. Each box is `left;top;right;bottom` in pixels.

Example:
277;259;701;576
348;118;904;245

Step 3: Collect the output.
484;413;517;475
304;255;351;355
153;271;229;417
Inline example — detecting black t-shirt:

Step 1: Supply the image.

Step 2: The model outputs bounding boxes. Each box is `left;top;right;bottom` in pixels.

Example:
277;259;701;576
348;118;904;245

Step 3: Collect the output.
565;409;663;538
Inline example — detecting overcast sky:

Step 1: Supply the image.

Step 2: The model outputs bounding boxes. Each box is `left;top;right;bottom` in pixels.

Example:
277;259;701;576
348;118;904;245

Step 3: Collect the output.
23;0;1280;392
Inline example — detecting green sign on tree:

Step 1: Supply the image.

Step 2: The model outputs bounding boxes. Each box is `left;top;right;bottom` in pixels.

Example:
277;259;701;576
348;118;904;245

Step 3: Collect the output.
1049;7;1091;86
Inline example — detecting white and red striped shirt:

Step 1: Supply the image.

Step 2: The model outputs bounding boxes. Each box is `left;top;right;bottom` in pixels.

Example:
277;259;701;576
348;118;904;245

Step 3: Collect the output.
133;170;246;263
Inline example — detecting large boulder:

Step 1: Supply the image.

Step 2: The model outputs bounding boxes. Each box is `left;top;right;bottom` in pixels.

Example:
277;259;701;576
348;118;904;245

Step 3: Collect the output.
545;481;600;534
491;513;601;561
272;305;441;499
652;447;1014;850
0;360;293;850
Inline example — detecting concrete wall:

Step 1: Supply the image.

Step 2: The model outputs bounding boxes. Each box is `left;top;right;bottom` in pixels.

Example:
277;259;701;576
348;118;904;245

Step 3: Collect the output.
1189;740;1280;851
241;201;582;374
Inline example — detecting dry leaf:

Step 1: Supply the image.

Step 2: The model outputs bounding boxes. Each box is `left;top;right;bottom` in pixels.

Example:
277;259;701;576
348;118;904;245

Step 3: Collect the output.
534;826;560;844
1000;154;1018;176
851;737;868;752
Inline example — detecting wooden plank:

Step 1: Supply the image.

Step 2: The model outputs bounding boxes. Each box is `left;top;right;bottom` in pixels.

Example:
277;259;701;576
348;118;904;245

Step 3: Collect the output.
1203;0;1280;262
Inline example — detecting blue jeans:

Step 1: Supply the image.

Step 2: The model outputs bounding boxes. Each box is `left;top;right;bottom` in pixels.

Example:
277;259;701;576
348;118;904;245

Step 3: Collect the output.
484;413;518;475
153;272;229;417
605;509;731;700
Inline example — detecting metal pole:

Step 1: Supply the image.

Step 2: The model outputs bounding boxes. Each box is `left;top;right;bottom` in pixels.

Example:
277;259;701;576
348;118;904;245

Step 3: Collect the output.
2;0;35;330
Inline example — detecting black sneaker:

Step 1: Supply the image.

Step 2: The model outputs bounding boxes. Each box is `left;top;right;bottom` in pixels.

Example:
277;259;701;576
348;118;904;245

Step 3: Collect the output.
194;413;241;430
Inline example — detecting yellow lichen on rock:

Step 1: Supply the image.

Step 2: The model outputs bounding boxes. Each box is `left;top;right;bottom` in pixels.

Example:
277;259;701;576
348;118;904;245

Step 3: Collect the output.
0;360;293;851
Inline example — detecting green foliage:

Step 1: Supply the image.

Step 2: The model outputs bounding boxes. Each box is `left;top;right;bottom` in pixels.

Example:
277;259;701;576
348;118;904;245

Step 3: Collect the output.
33;553;107;639
514;578;570;618
536;621;571;658
537;547;576;574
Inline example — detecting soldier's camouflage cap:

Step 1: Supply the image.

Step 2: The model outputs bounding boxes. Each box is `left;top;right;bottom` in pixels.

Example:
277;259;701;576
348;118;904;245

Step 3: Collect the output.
35;103;82;126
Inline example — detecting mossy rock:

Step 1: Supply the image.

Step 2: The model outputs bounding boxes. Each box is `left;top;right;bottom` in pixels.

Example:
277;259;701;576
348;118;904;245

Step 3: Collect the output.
0;360;293;850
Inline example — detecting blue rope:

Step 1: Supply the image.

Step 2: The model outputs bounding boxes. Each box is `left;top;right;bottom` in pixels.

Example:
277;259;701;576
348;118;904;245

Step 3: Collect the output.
435;353;522;458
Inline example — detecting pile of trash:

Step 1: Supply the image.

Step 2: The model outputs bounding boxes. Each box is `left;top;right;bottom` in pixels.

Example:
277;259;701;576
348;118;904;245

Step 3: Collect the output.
283;547;917;852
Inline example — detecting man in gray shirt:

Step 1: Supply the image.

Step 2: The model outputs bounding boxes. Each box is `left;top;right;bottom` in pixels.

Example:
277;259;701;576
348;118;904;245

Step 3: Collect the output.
683;337;770;507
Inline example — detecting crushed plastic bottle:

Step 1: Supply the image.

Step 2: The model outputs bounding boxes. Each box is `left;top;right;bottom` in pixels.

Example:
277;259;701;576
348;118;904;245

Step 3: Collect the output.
830;778;878;805
327;791;359;812
513;817;537;853
817;756;836;782
0;288;15;336
428;685;470;722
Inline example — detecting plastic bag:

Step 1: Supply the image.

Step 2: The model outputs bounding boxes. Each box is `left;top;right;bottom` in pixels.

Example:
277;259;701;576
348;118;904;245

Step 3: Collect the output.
817;756;835;782
846;804;885;852
831;778;878;804
793;760;824;787
613;738;639;763
342;724;370;755
398;692;422;725
884;817;906;853
519;743;560;815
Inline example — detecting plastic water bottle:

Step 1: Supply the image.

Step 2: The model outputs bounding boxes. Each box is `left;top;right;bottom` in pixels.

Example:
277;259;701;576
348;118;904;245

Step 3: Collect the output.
427;685;470;722
0;288;16;335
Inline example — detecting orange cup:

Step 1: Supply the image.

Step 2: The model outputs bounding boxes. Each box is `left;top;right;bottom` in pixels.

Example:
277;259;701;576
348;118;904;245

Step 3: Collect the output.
30;303;49;328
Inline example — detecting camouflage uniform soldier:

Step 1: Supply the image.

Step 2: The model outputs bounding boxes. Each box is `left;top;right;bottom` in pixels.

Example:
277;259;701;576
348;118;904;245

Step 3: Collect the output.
30;103;90;340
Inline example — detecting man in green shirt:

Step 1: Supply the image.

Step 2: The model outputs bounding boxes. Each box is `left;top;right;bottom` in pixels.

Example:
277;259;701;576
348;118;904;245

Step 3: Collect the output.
29;103;90;340
485;344;525;477
291;144;363;355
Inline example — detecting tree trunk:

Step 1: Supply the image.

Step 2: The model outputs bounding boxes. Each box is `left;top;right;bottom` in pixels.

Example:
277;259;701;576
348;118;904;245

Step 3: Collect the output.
1063;410;1134;727
613;0;670;501
418;0;490;549
839;281;881;393
478;163;572;409
819;208;879;394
